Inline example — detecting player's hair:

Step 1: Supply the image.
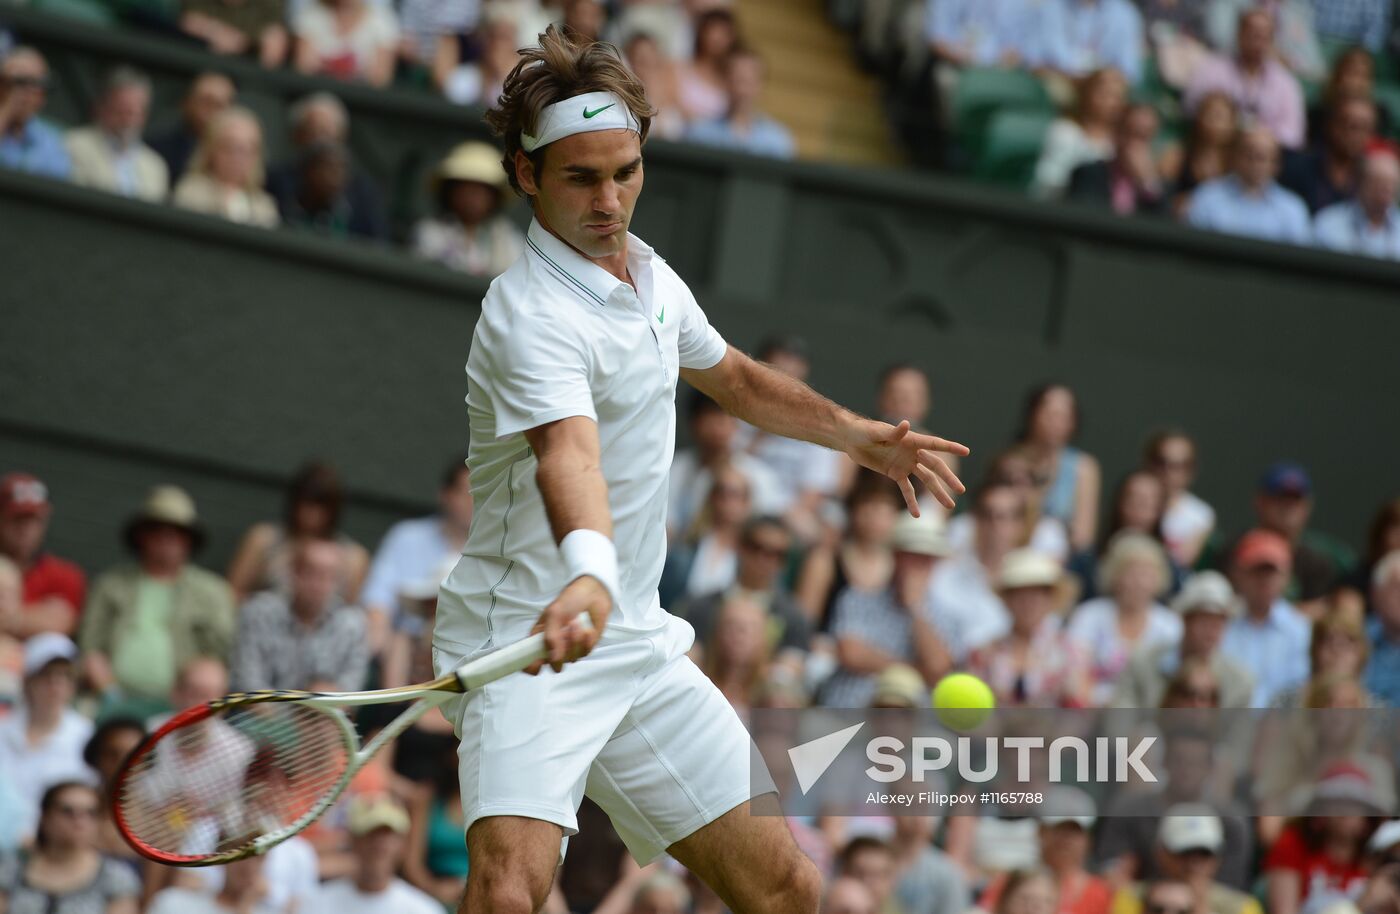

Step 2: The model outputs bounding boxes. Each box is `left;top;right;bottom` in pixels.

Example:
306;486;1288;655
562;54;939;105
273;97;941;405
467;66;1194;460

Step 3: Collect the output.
485;25;654;196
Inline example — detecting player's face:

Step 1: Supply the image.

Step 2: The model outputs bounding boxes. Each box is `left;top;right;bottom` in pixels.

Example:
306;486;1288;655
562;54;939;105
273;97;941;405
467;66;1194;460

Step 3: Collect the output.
521;130;644;261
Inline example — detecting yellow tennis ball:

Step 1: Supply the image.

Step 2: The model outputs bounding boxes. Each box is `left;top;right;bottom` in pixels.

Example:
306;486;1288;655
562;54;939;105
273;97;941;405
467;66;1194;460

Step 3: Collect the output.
931;673;996;732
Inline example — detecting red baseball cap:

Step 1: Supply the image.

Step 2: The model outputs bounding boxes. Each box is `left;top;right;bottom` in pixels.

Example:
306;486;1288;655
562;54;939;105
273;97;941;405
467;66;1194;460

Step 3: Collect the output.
0;473;50;518
1235;529;1292;571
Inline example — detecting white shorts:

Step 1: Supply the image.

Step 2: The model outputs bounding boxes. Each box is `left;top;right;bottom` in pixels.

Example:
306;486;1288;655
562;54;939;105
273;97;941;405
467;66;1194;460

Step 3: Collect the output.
433;615;774;865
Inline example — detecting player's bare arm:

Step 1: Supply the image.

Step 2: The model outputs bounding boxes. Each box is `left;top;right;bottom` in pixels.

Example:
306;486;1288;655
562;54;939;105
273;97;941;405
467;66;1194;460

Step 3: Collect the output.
682;345;970;514
523;415;614;673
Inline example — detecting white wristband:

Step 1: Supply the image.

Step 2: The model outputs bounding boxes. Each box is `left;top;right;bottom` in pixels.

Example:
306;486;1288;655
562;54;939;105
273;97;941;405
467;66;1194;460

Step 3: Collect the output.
559;528;620;611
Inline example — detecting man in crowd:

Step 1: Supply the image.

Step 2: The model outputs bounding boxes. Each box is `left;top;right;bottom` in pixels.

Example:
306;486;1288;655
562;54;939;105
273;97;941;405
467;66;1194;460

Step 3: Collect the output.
274;140;387;240
0;473;85;638
876;364;932;432
178;0;289;68
1112;571;1253;709
233;537;370;692
0;46;70;179
889;814;968;914
266;92;385;230
1312;0;1391;52
148;71;235;180
1187;9;1305;149
838;837;906;914
1364;551;1400;706
1314;147;1400;259
686;48;796;160
668;393;784;540
1249;462;1355;603
66;66;169;202
304;796;441;914
1068;103;1169;216
1219;529;1310;706
1033;0;1144;83
1110;811;1263;914
924;0;1022;70
928;483;1019;661
1281;95;1378;213
80;486;234;715
824;878;879;914
1186;127;1311;244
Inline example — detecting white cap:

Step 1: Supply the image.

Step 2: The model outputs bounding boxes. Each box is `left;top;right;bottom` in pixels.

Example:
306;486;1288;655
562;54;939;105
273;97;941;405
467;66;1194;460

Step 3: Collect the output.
890;513;949;558
1158;805;1223;853
1370;820;1400;854
1040;785;1097;829
23;632;78;678
998;548;1063;590
1170;571;1239;617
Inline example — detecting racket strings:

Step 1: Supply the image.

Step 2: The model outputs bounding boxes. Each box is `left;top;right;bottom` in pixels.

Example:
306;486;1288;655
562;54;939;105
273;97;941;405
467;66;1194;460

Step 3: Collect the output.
116;702;354;860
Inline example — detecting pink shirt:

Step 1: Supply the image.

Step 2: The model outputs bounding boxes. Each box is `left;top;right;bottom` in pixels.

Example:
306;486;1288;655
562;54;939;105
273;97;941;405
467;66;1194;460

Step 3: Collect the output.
1185;54;1305;148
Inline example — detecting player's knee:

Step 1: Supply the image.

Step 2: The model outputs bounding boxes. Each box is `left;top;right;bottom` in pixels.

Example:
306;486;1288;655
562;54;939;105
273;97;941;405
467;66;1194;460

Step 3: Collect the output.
465;867;551;914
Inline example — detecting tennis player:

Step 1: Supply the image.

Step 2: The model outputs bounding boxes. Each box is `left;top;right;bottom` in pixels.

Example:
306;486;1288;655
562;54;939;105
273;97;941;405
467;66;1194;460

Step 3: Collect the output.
433;26;969;914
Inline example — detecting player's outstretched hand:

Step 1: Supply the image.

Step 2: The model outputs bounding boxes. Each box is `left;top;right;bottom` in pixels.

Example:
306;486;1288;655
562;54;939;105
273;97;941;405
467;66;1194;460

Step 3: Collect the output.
844;419;970;514
526;576;610;675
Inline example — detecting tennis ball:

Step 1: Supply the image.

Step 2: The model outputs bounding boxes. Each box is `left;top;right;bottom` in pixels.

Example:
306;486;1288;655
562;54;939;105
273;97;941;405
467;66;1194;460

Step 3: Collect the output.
931;673;996;732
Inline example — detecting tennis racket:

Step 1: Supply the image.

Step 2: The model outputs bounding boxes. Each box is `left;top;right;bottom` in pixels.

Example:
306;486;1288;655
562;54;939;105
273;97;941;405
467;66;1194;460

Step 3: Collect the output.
112;615;591;866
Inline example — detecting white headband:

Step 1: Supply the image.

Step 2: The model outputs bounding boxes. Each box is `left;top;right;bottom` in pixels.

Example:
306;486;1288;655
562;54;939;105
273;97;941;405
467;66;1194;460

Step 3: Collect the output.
520;91;641;152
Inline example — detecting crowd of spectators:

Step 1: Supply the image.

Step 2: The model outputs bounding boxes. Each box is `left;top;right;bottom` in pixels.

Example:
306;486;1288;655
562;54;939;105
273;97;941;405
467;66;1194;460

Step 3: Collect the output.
2;346;1399;913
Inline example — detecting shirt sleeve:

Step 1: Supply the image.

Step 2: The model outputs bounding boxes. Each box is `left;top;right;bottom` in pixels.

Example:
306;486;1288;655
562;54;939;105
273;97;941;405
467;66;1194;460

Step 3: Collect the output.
677;290;728;370
486;312;597;439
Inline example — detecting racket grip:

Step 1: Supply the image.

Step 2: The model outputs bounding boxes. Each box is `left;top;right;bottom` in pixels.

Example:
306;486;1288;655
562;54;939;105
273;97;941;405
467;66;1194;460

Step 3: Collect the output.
453;611;595;692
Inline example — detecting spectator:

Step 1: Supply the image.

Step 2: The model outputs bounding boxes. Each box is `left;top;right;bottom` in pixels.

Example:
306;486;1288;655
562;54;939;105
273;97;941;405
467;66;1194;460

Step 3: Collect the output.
796;471;900;630
232;537;371;692
1033;67;1128;199
1112;812;1263;914
172;106;280;227
1093;471;1176;591
0;635;93;841
1143;430;1216;569
686;48;796;159
947;450;1071;564
676;9;739;123
669;392;785;542
1140;0;1212;88
562;0;604;43
394;0;478;90
820;513;952;707
275;140;388;240
304;795;441;914
624;32;686;140
0;557;21;704
442;6;518;106
226;461;370;604
148;852;270;914
995;870;1060;914
1113;571;1253;708
1205;0;1324;80
179;0;289;68
1014;383;1101;554
1309;48;1386;147
1314;147;1400;259
825;876;879;914
293;0;399;87
79;486;236;711
981;789;1110;914
890;814;969;914
65;67;168;202
1312;0;1390;52
924;0;1021;69
1364;551;1400;705
1169;91;1239;215
681;516;812;656
1282;95;1377;213
0;47;70;180
411;140;524;276
266;94;385;239
1187;9;1305;149
403;744;468;906
1220;529;1311;706
1264;790;1381;914
839;837;906;914
148;71;236;181
1345;499;1400;605
1067;103;1170;215
0;781;139;914
662;462;752;605
1033;0;1145;84
928;483;1022;661
1249;462;1356;604
1275;608;1372;707
360;457;471;650
0;472;85;638
82;716;146;863
969;548;1091;708
1185;127;1311;244
701;594;773;714
1067;532;1181;706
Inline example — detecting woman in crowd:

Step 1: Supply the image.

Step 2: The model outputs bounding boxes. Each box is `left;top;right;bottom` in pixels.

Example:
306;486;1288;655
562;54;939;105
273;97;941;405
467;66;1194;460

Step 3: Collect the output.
980;789;1109;914
993;869;1060;914
677;9;739;123
1143;430;1216;569
1168;91;1237;215
795;470;901;631
1309;48;1388;147
292;0;398;87
410;140;524;278
1067;533;1179;706
442;7;518;107
1273;609;1374;709
624;32;686;140
1032;68;1128;200
659;462;751;606
172;107;279;227
1014;383;1102;555
404;744;469;908
0;781;140;914
82;717;146;867
1160;656;1224;709
947;450;1069;564
1264;782;1384;914
1084;471;1182;599
226;460;369;604
702;595;773;717
1341;498;1400;607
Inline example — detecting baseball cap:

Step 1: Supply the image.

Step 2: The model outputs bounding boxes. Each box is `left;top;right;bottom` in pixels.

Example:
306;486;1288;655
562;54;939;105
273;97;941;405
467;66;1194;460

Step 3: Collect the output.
1259;462;1312;498
1234;529;1292;572
347;795;410;836
1158;805;1223;853
1;473;50;518
998;549;1063;591
1305;758;1395;815
871;663;926;708
23;632;78;678
890;514;949;558
1170;571;1239;617
1040;785;1097;829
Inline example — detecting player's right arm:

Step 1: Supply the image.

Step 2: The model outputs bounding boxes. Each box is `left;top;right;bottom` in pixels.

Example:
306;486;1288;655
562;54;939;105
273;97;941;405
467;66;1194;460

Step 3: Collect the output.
523;415;615;673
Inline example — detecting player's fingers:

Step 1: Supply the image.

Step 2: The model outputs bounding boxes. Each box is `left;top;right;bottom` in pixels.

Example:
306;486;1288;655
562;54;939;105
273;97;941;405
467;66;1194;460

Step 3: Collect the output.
919;450;966;494
889;419;910;443
915;463;955;510
924;435;970;457
896;476;920;517
541;603;567;666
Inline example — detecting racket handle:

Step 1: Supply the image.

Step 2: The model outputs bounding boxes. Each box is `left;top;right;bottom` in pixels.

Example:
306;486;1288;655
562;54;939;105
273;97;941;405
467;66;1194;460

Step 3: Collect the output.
452;611;595;692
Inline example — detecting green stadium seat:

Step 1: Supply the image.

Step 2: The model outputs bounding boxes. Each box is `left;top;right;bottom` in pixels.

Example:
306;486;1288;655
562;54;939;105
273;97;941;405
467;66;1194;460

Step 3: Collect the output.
31;0;116;26
952;67;1053;157
975;108;1055;188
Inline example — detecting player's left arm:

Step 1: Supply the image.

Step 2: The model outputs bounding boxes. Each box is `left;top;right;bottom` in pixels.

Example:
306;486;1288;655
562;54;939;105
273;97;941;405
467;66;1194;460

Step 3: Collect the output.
681;345;969;513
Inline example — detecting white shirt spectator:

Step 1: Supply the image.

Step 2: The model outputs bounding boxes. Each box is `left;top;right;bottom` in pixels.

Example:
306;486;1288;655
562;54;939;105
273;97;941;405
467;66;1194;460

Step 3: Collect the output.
1066;597;1181;705
303;877;442;914
1161;491;1215;567
1033;118;1114;199
294;2;399;81
0;707;94;839
1221;598;1311;706
361;515;461;620
148;887;278;914
927;555;1011;661
1313;200;1400;259
668;448;787;537
191;836;319;911
946;514;1070;565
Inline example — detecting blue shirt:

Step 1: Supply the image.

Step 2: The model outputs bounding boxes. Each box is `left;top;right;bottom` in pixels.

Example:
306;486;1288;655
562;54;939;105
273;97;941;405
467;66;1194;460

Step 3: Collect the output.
360;515;459;621
1186;176;1312;245
1220;599;1311;707
924;0;1020;66
1031;0;1144;82
1312;0;1390;51
0;117;71;180
1313;200;1400;260
685;114;796;160
1364;617;1400;706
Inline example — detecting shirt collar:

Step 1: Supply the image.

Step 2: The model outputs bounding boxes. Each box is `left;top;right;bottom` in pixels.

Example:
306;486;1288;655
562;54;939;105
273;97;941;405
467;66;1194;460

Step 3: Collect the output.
525;217;651;310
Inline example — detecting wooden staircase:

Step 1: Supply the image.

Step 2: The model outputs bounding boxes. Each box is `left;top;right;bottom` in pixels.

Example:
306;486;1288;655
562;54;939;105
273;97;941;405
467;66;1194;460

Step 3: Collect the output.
734;0;904;166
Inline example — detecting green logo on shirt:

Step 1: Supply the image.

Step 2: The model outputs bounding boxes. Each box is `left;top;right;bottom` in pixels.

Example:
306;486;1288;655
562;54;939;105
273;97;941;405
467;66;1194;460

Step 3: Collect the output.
583;103;615;119
656;305;665;323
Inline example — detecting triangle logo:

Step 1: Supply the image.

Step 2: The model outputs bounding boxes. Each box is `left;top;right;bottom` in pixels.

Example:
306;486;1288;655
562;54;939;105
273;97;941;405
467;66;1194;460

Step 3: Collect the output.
788;722;864;795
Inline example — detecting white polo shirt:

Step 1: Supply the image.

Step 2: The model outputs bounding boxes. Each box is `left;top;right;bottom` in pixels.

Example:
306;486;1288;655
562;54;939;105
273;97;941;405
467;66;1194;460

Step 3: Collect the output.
436;218;728;653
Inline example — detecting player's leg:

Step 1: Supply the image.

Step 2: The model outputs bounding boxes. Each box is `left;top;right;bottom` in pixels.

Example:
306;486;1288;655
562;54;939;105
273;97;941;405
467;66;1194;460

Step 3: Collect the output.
667;799;823;914
460;815;562;914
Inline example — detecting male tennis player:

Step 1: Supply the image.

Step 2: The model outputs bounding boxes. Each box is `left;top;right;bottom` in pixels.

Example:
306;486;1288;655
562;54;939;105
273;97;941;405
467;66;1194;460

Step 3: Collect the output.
433;26;969;914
